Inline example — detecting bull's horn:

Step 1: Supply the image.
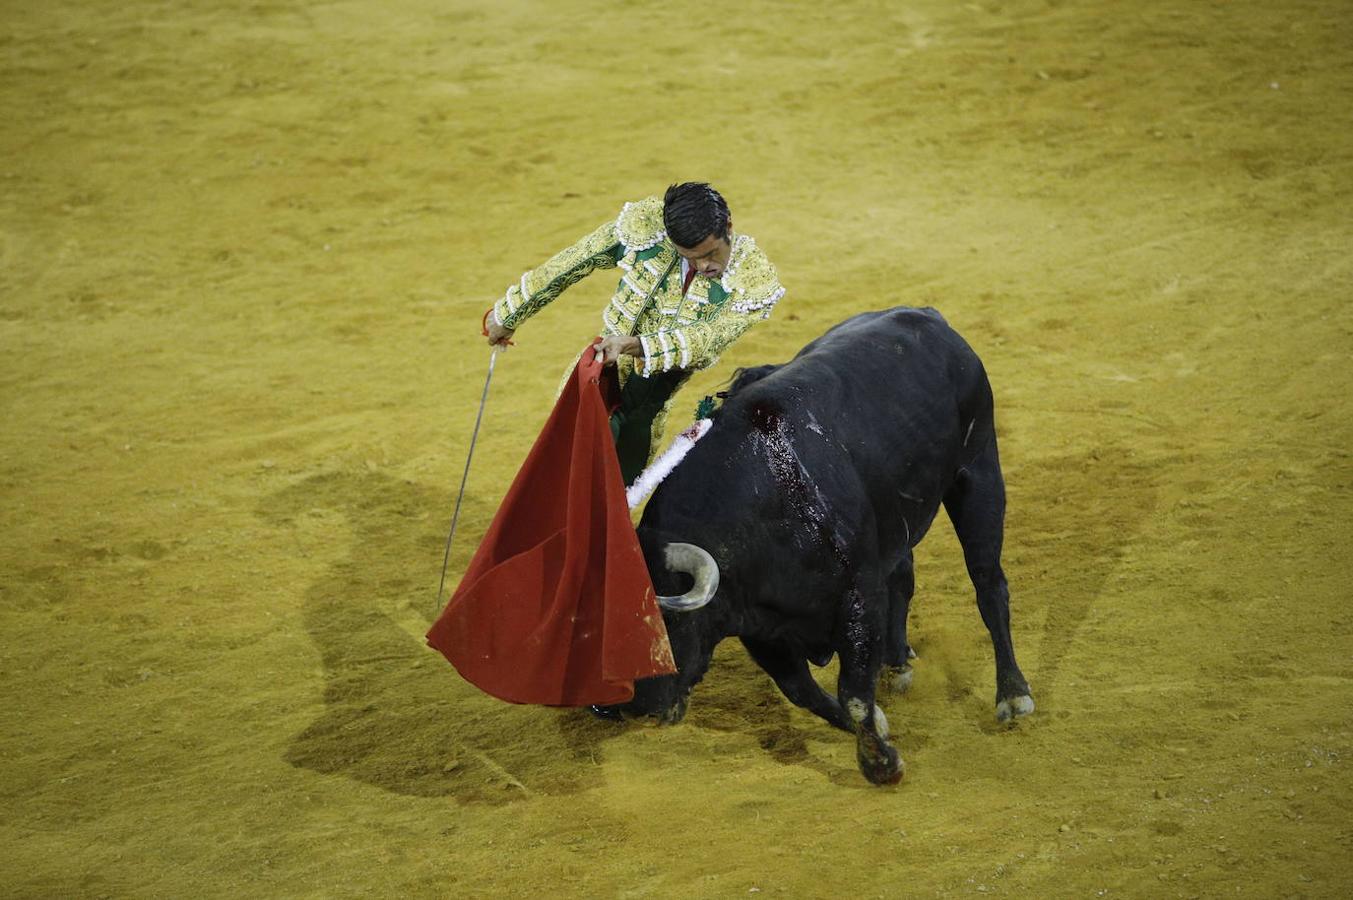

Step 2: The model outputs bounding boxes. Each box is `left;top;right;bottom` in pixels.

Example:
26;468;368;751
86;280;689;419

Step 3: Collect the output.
656;543;720;612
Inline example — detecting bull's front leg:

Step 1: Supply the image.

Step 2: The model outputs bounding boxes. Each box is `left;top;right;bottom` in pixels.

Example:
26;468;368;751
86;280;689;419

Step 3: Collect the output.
741;637;854;733
837;586;903;785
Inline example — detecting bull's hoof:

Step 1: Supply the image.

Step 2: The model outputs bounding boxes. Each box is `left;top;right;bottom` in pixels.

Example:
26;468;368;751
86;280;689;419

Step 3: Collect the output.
881;664;914;694
995;694;1035;722
856;730;904;785
658;693;689;725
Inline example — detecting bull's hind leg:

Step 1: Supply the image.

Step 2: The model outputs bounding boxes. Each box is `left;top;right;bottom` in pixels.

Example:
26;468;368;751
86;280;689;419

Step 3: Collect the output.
881;549;917;694
943;439;1035;722
741;637;853;733
837;585;903;785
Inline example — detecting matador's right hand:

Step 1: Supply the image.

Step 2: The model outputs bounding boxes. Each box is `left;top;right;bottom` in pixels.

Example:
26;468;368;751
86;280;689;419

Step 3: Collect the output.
486;319;515;348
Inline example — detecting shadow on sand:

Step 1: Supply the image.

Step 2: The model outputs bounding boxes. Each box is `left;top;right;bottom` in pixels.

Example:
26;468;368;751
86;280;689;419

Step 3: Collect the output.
257;469;623;805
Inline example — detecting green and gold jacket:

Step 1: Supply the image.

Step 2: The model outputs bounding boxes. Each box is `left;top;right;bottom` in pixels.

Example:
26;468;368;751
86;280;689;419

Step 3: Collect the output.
490;196;785;384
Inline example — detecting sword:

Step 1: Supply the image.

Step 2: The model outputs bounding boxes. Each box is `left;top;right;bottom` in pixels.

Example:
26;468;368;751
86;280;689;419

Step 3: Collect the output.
435;346;499;613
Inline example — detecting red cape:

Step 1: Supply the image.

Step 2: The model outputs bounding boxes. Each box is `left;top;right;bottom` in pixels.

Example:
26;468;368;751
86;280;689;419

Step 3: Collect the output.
426;345;676;706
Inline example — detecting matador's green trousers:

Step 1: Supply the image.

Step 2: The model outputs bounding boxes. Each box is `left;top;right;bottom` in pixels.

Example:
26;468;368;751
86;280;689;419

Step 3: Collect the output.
608;368;684;487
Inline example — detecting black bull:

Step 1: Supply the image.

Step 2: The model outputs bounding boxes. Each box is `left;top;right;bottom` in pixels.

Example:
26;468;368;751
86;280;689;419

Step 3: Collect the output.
603;307;1034;785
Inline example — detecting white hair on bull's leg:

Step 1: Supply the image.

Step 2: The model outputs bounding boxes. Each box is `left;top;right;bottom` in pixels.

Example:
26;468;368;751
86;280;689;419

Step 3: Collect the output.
845;698;889;737
881;665;913;694
996;694;1036;722
873;704;890;739
846;697;870;723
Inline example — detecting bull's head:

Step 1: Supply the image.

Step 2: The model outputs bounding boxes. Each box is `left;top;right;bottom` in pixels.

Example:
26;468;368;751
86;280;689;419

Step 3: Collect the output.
596;538;725;725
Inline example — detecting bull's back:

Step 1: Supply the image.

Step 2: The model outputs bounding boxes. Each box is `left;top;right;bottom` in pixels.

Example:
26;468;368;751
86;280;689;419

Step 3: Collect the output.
720;307;995;533
801;307;978;383
748;306;992;454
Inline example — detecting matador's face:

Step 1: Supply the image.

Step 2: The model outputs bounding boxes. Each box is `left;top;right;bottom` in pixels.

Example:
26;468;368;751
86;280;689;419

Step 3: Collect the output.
674;227;733;281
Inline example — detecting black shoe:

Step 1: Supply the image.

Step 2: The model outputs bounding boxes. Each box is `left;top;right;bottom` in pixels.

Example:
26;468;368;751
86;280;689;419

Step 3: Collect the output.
587;704;624;722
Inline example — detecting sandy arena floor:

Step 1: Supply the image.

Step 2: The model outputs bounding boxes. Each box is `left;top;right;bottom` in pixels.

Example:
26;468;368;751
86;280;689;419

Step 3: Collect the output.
3;0;1351;896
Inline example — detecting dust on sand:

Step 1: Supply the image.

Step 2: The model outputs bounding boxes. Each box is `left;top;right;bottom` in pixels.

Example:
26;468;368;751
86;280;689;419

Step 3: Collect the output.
2;0;1351;896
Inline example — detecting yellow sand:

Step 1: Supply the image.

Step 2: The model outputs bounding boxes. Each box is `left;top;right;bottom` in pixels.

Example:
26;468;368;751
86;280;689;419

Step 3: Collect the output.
3;0;1351;896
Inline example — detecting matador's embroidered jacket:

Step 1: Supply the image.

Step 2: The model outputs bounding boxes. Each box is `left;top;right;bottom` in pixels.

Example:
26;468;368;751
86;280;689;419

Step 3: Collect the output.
491;196;786;386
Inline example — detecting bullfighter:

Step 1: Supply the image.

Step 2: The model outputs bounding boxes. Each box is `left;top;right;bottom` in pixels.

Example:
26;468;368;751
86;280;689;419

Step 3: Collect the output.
484;182;786;485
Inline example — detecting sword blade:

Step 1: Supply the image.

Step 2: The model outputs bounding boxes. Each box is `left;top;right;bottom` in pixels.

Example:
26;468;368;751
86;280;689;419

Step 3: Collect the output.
435;347;499;612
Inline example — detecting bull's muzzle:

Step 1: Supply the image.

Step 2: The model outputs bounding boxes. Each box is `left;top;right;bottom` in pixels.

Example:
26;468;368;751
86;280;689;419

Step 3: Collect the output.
590;690;689;726
656;543;720;612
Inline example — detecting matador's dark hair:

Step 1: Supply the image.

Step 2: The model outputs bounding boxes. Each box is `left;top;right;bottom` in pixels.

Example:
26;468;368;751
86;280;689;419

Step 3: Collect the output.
662;182;732;249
